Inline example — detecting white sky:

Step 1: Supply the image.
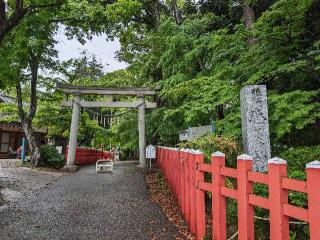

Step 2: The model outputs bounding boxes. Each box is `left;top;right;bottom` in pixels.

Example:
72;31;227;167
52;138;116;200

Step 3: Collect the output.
54;28;128;73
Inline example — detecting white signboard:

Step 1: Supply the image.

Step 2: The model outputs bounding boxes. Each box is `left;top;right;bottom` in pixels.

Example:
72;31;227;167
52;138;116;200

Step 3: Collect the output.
179;125;213;142
146;144;156;159
189;125;213;140
56;146;62;154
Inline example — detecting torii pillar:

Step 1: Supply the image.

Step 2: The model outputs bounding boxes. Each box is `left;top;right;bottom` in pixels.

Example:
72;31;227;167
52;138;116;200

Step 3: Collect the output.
138;96;146;168
64;95;80;171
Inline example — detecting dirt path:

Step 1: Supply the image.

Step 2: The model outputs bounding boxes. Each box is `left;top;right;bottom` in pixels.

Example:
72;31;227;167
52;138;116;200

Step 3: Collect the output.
0;164;181;240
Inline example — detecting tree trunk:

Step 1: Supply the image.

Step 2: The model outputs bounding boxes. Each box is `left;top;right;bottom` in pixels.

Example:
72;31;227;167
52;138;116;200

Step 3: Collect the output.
243;4;255;29
171;0;182;25
21;119;41;166
151;0;160;29
28;51;38;120
15;52;41;166
242;2;256;44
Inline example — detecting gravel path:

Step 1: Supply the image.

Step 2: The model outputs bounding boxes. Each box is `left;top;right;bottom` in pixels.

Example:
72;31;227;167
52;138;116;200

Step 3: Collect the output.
0;164;181;240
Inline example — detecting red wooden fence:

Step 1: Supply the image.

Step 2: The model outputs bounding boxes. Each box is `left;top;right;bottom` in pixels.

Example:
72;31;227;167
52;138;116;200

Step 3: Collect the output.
156;146;320;240
65;146;112;165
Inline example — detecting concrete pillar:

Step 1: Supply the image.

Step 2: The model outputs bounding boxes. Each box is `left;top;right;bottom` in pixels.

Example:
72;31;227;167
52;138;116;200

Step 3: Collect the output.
138;96;146;167
66;95;80;168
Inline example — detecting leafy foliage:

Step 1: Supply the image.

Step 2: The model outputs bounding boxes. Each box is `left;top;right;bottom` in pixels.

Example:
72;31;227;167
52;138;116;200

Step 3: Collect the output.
106;0;320;153
39;145;65;169
280;145;320;175
179;134;240;166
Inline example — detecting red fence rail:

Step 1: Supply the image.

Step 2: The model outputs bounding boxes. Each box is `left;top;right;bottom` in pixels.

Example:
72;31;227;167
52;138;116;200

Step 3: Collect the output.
156;146;320;240
65;146;112;165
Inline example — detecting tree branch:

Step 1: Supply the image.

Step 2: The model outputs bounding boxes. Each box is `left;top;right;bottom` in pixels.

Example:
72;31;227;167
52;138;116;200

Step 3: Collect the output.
0;0;63;44
0;0;27;43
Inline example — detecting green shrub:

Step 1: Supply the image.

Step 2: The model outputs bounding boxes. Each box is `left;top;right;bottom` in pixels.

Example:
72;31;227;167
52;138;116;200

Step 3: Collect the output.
179;134;241;166
40;145;65;169
279;145;320;175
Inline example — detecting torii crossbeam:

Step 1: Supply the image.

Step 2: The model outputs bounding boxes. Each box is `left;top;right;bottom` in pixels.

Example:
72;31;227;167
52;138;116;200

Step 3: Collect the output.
57;83;157;170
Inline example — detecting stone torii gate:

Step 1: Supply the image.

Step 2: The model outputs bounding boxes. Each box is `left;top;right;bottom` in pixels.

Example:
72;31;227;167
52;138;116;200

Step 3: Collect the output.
57;84;157;170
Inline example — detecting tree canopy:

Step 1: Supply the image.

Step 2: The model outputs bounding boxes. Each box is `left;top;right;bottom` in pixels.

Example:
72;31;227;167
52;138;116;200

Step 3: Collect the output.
0;0;319;158
103;0;320;151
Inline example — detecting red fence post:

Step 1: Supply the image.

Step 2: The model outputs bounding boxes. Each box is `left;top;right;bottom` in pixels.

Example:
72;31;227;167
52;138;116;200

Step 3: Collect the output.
161;147;164;172
174;149;179;200
177;149;182;210
171;149;175;194
306;161;320;240
160;147;163;171
170;148;174;190
164;148;167;176
167;148;170;183
195;151;206;240
185;149;191;224
237;154;254;240
168;149;170;173
268;157;289;240
181;150;186;216
162;148;164;173
174;148;179;200
171;149;175;191
160;147;162;169
168;148;171;185
211;151;227;240
190;151;197;234
159;147;161;167
180;150;185;216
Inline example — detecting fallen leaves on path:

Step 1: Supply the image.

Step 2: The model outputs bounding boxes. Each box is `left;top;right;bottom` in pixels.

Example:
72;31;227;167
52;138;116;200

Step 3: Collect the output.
145;171;195;240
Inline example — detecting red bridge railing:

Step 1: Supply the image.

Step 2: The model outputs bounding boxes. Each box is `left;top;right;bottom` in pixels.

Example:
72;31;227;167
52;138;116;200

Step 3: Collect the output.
66;146;112;165
156;146;320;240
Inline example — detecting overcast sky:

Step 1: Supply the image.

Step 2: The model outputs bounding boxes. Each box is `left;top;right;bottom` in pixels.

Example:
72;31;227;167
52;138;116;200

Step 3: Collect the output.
54;28;128;73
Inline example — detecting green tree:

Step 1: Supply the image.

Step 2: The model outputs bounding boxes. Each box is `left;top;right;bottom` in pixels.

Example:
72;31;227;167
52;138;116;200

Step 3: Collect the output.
0;11;58;165
102;0;320;152
0;0;63;44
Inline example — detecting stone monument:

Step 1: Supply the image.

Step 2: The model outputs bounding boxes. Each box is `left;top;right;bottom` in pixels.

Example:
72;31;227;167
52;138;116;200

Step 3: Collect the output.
240;85;271;172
